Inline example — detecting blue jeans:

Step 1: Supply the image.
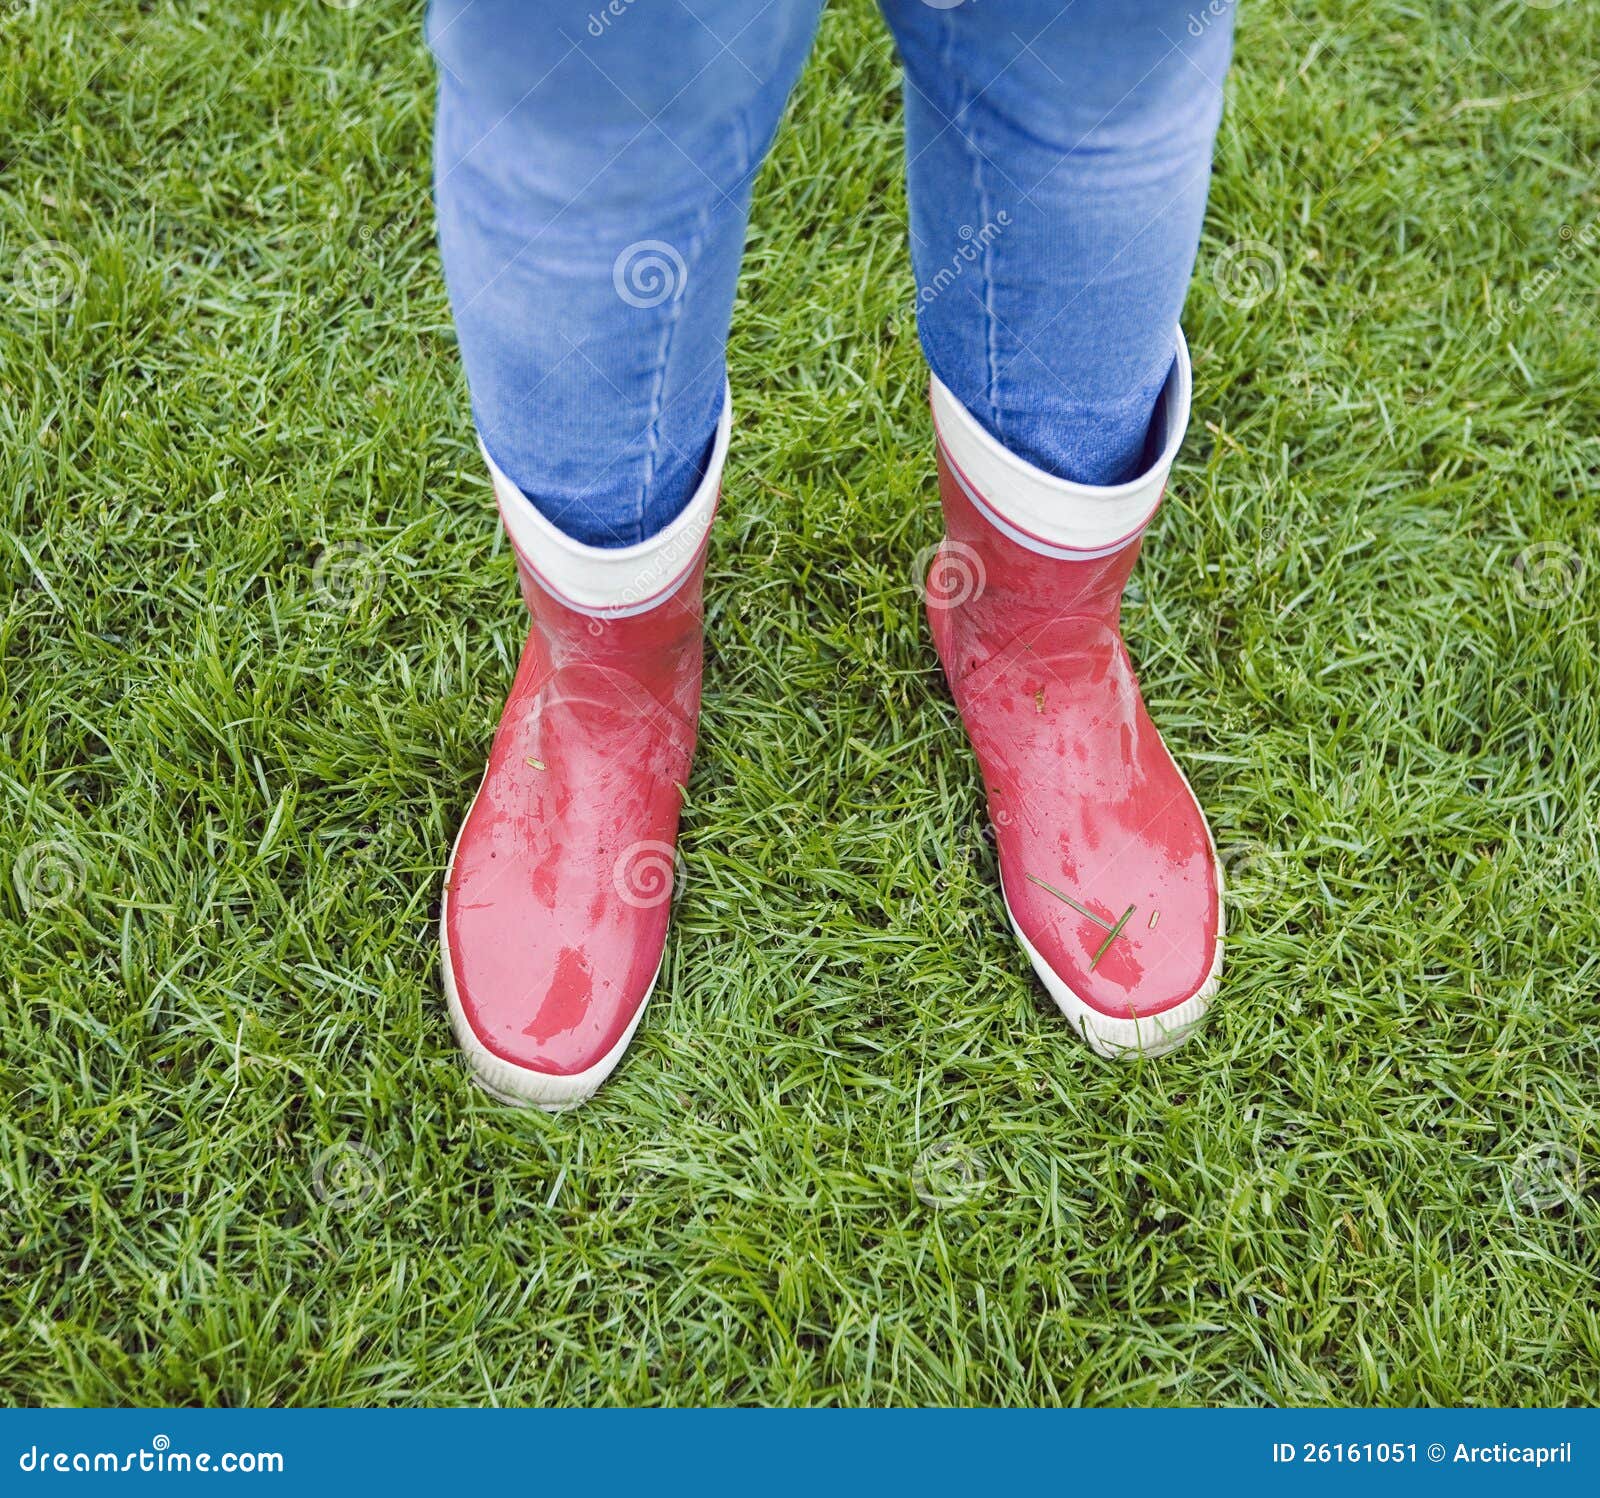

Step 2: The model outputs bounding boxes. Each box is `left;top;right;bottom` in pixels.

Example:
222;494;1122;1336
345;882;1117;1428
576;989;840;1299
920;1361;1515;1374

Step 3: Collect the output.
430;0;1234;547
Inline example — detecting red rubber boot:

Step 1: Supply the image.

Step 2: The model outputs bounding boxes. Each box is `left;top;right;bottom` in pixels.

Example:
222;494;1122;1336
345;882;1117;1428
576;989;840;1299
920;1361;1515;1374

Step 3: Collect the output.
441;400;729;1106
926;336;1221;1057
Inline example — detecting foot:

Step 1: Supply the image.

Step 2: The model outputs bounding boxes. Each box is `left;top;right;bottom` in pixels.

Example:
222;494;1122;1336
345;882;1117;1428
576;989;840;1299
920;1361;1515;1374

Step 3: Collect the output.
441;403;726;1106
442;595;701;1107
926;337;1222;1057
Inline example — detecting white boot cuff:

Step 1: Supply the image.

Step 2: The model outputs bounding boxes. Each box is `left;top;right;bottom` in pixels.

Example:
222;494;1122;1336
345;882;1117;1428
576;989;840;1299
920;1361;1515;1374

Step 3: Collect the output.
481;380;731;617
930;330;1191;558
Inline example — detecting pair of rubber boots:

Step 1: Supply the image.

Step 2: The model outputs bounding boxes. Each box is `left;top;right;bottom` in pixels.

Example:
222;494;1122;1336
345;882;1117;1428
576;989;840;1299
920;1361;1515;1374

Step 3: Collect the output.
442;338;1221;1107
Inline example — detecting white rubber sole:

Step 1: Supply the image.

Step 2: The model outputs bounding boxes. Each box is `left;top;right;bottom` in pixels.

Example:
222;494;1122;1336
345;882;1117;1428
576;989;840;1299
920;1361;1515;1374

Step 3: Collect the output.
439;778;659;1111
1001;869;1222;1058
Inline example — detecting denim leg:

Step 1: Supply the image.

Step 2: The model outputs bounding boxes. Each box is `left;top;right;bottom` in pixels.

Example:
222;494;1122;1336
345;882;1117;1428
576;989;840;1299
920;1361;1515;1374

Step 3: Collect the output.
881;0;1235;485
430;0;825;546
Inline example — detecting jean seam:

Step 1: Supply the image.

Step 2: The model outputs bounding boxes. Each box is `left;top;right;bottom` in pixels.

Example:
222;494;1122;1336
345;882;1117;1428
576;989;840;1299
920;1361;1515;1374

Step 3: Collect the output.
634;193;707;545
634;85;748;544
635;292;676;544
945;13;1001;435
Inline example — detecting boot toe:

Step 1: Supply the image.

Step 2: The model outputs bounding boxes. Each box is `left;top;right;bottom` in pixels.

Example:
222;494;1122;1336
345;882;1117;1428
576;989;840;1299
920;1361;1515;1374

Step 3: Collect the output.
440;729;679;1109
443;930;663;1109
1005;886;1220;1058
1000;842;1223;1059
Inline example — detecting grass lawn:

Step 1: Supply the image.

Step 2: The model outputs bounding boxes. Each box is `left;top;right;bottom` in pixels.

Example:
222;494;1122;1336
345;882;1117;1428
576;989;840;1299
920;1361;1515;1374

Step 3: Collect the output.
3;0;1599;1406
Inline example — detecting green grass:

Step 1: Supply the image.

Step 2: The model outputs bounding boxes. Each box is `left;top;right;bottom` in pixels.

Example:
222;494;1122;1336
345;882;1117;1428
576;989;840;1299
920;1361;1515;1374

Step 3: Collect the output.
3;0;1599;1407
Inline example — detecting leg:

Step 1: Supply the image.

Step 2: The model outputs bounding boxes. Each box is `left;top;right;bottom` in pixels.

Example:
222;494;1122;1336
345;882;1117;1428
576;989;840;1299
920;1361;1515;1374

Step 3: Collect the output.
430;0;824;545
882;0;1234;484
892;1;1235;1056
433;0;824;1107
